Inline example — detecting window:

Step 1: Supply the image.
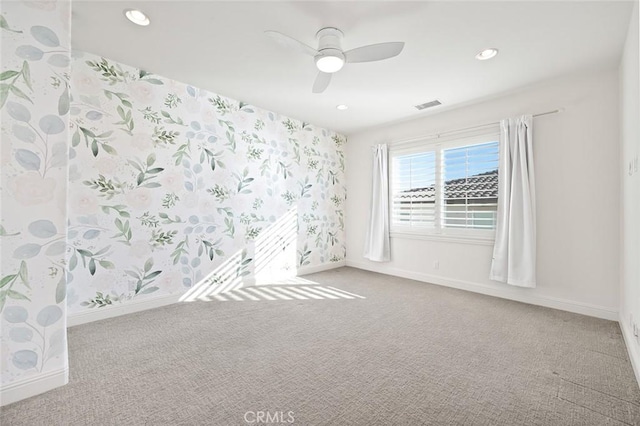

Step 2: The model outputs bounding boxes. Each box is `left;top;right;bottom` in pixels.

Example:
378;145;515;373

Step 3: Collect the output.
390;130;499;238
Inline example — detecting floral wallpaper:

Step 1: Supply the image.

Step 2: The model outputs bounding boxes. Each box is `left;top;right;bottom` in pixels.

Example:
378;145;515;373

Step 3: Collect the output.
67;51;346;313
1;1;345;399
1;1;71;390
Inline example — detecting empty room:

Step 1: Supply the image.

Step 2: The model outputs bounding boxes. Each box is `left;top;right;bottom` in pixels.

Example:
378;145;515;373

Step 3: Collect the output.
1;0;640;424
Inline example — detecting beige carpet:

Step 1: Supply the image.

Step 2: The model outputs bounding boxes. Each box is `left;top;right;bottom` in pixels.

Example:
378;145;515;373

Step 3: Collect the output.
2;267;639;425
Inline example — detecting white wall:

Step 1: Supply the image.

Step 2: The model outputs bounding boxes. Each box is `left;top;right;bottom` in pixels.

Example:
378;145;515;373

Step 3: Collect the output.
619;0;640;382
346;67;621;320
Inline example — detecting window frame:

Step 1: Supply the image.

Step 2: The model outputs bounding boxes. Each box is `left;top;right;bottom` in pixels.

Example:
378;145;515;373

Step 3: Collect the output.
389;127;500;243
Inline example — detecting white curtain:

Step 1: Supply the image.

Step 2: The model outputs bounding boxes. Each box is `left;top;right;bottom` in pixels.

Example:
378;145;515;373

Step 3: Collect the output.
490;115;537;287
364;144;391;262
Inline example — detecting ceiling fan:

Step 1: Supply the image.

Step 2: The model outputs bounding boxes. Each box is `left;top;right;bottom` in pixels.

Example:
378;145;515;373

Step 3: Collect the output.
265;27;405;94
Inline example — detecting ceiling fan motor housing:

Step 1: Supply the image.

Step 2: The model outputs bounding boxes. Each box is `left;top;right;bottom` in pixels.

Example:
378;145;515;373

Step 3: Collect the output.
316;27;344;50
315;27;346;72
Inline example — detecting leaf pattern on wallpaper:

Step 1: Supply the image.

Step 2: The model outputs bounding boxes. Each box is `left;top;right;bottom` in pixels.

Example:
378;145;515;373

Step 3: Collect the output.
4;304;65;371
0;261;31;311
3;21;70;111
1;1;70;389
68;51;347;311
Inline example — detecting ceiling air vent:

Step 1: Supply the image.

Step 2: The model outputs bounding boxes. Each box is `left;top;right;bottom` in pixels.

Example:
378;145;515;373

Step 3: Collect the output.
414;100;442;110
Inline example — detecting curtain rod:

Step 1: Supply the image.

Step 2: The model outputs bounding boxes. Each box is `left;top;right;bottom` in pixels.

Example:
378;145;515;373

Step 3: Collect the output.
376;108;564;149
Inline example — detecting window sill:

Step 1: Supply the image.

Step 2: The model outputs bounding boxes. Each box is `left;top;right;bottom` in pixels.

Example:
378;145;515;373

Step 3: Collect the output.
390;231;495;246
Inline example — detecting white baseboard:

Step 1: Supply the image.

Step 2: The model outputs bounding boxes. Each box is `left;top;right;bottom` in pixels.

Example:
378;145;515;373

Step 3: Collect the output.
619;312;640;387
346;259;618;321
67;293;182;327
1;367;68;407
68;262;346;327
298;260;346;276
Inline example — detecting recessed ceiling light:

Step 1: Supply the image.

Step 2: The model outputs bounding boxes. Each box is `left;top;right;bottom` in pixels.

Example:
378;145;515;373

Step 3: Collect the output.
124;9;150;26
336;104;348;111
475;48;498;60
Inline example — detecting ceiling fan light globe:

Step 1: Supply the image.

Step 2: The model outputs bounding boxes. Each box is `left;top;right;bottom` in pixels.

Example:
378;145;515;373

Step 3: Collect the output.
315;49;345;73
316;56;344;73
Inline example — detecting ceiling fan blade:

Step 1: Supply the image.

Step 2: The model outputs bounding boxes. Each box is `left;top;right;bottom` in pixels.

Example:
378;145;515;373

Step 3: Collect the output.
345;41;405;63
264;30;317;57
312;72;332;93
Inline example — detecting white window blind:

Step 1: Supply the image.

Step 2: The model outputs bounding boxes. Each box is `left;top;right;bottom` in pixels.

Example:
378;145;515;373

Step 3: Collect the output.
390;133;499;237
442;141;499;230
391;151;436;228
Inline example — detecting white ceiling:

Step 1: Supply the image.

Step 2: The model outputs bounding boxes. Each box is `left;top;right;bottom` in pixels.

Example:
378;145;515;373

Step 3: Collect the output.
71;1;634;135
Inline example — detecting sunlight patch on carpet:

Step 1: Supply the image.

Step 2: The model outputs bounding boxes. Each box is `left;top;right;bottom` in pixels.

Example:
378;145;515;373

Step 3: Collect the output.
204;285;365;302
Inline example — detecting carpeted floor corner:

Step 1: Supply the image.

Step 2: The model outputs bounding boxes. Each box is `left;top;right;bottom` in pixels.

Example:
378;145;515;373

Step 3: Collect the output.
2;267;639;425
